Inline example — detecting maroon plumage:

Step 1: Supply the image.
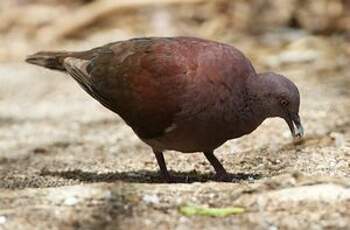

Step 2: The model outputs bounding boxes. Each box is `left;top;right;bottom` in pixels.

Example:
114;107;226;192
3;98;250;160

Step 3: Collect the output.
26;37;304;182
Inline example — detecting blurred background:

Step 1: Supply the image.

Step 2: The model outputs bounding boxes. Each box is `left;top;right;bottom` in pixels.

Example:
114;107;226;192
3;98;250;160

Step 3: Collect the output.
0;0;350;229
1;0;350;62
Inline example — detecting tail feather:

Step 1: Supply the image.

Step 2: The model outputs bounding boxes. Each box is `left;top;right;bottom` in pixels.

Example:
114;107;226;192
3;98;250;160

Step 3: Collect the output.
25;51;73;71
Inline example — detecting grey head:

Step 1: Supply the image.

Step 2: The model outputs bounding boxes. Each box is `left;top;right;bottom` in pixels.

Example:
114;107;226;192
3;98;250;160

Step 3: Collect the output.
248;72;304;139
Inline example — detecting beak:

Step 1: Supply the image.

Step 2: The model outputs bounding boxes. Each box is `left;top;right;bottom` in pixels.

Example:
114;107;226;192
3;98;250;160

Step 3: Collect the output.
285;113;304;139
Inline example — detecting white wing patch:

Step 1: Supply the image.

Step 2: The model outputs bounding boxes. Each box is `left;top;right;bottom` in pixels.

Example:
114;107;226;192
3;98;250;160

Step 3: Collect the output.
164;123;177;133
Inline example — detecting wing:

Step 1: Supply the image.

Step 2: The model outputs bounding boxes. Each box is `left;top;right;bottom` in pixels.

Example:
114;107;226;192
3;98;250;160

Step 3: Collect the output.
63;39;186;139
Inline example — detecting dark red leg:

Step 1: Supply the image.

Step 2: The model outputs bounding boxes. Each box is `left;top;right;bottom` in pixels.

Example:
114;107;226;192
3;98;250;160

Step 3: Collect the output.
153;151;173;182
203;151;233;181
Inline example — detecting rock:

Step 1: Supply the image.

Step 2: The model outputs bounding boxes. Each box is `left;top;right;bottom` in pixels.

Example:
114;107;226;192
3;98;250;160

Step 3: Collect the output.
330;132;345;148
142;194;160;204
0;216;7;225
64;196;79;206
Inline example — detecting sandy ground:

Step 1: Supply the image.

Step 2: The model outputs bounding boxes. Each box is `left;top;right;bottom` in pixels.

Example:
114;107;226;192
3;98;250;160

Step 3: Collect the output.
0;33;350;229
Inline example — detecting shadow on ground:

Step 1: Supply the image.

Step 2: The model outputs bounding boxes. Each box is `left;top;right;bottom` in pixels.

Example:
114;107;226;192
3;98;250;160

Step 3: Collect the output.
40;169;262;183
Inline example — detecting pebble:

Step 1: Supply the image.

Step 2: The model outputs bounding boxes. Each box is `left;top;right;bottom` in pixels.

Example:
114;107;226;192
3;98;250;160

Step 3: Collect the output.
64;196;79;206
142;194;160;204
0;216;6;225
330;132;345;147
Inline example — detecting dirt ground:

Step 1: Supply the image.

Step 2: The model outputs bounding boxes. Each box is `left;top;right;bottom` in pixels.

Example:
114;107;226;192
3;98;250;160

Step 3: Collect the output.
0;32;349;229
1;1;350;229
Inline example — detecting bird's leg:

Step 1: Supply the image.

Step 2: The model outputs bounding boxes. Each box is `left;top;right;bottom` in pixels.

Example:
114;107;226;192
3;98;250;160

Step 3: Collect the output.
153;151;173;182
203;151;232;181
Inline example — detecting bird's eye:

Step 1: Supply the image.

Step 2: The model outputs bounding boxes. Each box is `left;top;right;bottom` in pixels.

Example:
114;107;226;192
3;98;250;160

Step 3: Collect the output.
280;99;289;106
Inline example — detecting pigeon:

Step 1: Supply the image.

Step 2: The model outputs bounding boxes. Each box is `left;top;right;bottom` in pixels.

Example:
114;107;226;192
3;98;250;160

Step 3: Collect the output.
26;37;304;182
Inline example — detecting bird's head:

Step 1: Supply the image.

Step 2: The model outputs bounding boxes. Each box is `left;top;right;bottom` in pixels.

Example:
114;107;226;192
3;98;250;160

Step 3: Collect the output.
253;72;304;140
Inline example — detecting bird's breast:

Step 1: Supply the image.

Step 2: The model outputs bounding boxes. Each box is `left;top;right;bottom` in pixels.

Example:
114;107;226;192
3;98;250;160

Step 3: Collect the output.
142;119;231;153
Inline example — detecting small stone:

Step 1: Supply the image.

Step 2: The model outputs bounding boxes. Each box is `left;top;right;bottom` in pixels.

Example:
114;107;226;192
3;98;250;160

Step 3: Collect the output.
0;216;7;225
64;196;79;206
142;194;160;204
179;216;189;223
330;132;345;147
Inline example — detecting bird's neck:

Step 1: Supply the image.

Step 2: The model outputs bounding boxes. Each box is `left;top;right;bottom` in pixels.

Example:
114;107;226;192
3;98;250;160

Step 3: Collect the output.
241;74;271;129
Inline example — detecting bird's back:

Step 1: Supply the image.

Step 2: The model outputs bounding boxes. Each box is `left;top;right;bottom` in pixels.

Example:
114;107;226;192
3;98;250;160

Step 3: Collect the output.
26;37;257;152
